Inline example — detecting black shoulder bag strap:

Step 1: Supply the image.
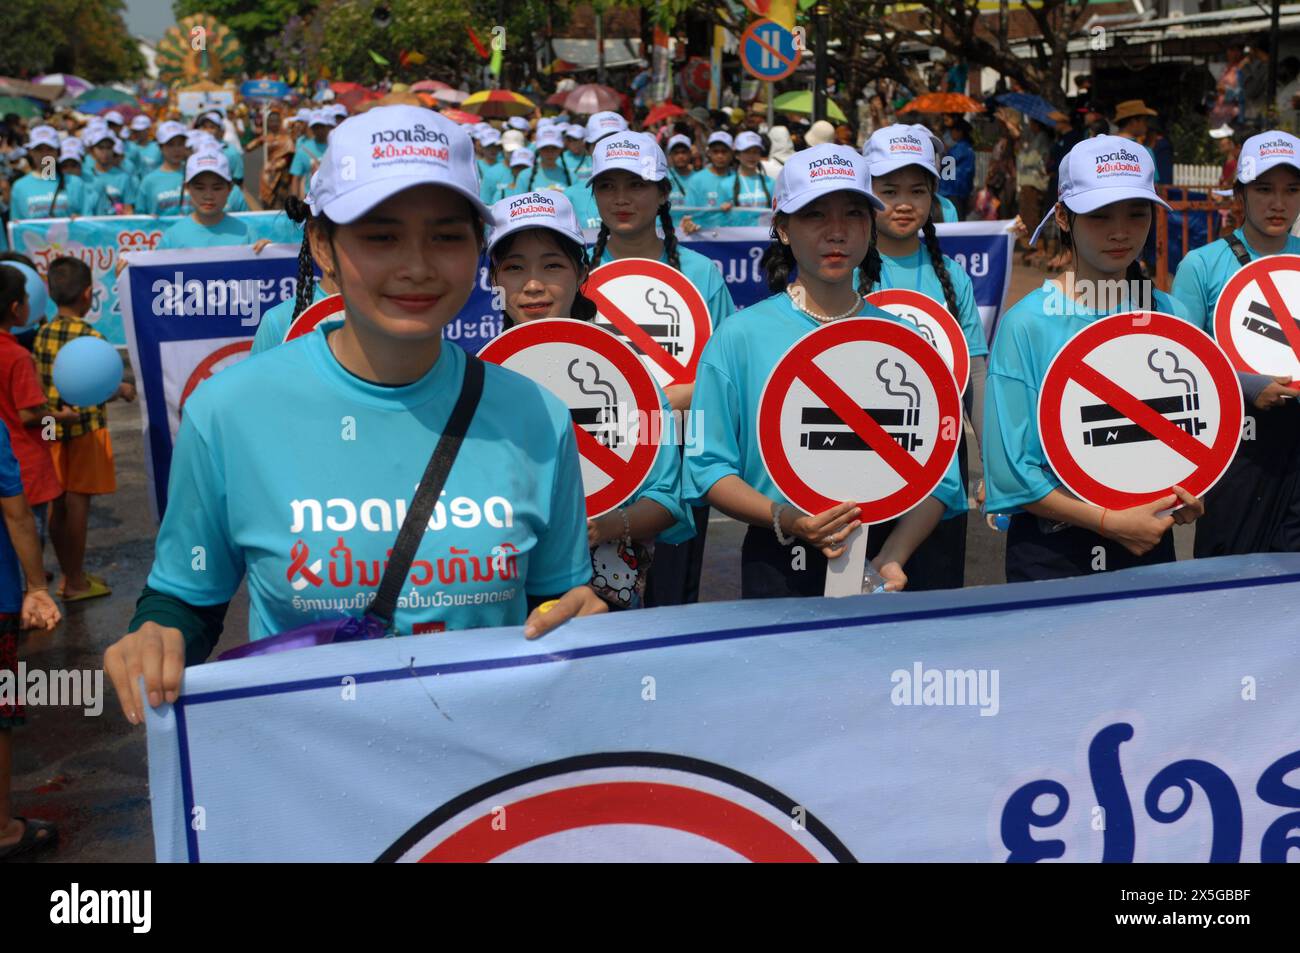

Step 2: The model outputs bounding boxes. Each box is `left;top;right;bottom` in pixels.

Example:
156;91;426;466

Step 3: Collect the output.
368;354;485;630
1223;232;1252;267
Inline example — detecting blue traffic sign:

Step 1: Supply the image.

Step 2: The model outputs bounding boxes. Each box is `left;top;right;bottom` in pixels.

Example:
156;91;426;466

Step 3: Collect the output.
240;79;292;101
741;18;802;82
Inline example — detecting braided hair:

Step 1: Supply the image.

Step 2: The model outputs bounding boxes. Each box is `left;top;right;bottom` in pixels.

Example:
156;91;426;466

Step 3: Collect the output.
591;181;680;271
526;152;572;191
732;167;772;207
283;195;324;321
859;213;883;298
920;218;960;320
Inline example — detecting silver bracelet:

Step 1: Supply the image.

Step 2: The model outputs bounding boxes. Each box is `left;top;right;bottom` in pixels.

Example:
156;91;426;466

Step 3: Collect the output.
771;501;795;546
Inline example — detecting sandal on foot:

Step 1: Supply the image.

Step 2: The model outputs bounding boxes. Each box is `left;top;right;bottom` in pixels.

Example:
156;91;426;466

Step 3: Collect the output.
0;817;58;862
58;577;111;602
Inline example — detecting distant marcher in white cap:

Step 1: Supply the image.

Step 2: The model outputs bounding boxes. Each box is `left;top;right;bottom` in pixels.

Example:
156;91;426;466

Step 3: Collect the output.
290;109;335;199
681;130;737;233
683;144;966;598
474;128;510;206
729;130;775;220
125;114;160;177
8;126;93;219
584;131;736;609
1170;129;1300;558
762;125;795;179
985;135;1204;583
515;126;571;193
155;150;251;249
133;121;191;216
486;146;535;205
561;124;591;182
104;105;609;726
1209;124;1240;190
664;133;696;209
194;109;245;186
585;112;628;147
82;128;137;215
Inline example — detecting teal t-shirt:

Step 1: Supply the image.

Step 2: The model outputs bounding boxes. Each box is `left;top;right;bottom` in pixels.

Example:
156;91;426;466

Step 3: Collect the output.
873;248;989;358
731;169;774;221
562;150;593;183
148;323;592;640
136;169;246;216
223;143;245;183
667;167;694;209
594;243;736;330
1170;227;1300;334
289;139;327;189
480;162;513;206
983;280;1198;513
683;167;737;230
157;214;253;250
936;195;959;224
563;180;602;230
130;140;163;177
251;280;328;354
683;292;967;517
83;165;138;213
513;162;573;195
9;172;92;218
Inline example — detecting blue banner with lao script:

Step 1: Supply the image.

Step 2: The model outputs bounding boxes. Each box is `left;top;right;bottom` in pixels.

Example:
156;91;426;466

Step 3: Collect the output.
145;554;1300;862
6;211;303;346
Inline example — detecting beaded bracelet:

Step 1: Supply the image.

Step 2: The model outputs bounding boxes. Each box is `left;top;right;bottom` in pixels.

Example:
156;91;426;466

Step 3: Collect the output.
772;501;795;546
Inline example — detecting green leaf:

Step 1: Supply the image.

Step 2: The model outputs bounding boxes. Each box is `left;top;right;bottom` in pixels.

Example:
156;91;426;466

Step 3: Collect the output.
368;49;390;66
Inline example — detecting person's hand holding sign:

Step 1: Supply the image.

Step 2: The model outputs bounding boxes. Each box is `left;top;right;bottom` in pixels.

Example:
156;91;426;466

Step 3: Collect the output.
1255;375;1297;410
105;622;186;725
1096;485;1204;556
779;499;862;559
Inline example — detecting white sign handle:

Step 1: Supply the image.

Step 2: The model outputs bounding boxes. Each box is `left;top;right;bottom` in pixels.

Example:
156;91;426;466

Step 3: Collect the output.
823;523;869;597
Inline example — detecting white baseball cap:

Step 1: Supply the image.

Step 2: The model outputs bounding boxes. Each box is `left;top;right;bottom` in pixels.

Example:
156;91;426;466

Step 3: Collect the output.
186;129;218;150
308;106;490;223
865;123;942;179
706;131;734;149
113;137;124;155
507;116;530;132
585;111;628;143
1209;124;1235;140
156;121;188;144
590;132;667;184
195;110;224;128
501;129;526;154
535;128;565;151
130;115;152;131
58;138;85;162
536;117;555;130
734;131;763;153
25;126;60;150
487;190;584;256
292;109;313;125
309;109;337;128
773;143;884;214
478;128;502;148
667;134;692;152
327;104;348;119
185;149;233;183
103;110;125;126
509;147;535;169
82;122;112;146
564;124;586;140
1030;134;1171;245
1237;130;1300;183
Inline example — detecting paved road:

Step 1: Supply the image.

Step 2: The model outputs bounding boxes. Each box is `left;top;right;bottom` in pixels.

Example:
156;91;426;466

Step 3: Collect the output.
9;261;1191;862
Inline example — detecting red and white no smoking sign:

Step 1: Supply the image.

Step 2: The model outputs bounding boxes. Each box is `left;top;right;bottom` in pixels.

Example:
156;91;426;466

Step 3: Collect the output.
478;319;661;518
865;289;971;394
758;318;962;526
1214;254;1300;378
284;293;345;343
1038;312;1242;510
582;258;712;389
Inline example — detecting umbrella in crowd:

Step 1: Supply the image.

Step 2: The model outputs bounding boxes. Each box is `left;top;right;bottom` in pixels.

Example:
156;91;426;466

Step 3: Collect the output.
991;91;1067;125
331;81;383;111
410;80;451;93
544;91;569;107
563;83;620;115
773;90;848;123
32;72;93;98
437;108;482;125
898;92;983;114
643;101;685;127
433;88;469;105
0;96;44;119
462;89;535;118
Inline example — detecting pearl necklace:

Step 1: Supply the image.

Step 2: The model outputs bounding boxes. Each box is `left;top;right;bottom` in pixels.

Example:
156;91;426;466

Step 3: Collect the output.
786;285;862;323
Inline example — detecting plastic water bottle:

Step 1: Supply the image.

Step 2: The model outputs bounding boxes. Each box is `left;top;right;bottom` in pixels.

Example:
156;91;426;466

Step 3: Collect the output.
862;561;889;594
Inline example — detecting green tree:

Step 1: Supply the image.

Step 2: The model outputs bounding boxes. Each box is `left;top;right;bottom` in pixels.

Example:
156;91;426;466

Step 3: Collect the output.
0;0;145;82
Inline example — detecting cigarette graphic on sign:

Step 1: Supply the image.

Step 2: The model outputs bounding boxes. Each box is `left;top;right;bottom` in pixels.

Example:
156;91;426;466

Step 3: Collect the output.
566;359;621;448
1080;348;1206;446
1240;299;1300;346
594;288;685;357
799;359;925;452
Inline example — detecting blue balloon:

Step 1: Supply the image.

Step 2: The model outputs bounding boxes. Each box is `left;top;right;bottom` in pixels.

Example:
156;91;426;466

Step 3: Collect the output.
52;336;123;407
4;262;49;330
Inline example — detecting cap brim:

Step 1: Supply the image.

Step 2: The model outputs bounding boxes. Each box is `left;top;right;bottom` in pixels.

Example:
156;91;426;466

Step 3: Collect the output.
779;184;884;214
322;177;491;225
1065;186;1172;216
868;155;938;181
487;218;583;257
1239;157;1300;183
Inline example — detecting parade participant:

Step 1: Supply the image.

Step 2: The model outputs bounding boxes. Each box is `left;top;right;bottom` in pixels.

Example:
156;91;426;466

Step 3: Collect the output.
133;121;191;216
728;130;774;221
475;128;511;207
248;106;295;209
561;124;591;182
518;127;572;192
1171;130;1300;556
861;123;989;589
194;109;245;186
56;138;84;182
487;190;693;609
586;131;735;607
82;128;136;214
104;106;604;726
665;134;695;210
681;131;739;233
125;115;159;177
683;144;967;598
156;151;251;249
290;110;333;199
492;147;534;204
9;127;92;220
101;111;125;142
984;136;1205;582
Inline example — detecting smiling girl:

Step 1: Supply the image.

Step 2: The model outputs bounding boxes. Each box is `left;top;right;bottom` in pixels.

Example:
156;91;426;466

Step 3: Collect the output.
984;135;1206;582
681;131;738;233
684;144;967;598
1171;130;1300;556
156;151;252;249
104;106;605;725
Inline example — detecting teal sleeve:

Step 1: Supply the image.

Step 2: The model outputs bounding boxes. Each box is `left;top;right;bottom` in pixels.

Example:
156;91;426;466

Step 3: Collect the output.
136;181;155;215
524;411;593;595
705;266;736;326
128;586;229;666
251;301;293;354
227;149;245;182
982;369;1059;513
289;150;311;178
225;188;248;212
631;388;695;545
932;446;968;519
1168;261;1211;333
682;353;744;507
145;411;247;606
951;262;988;357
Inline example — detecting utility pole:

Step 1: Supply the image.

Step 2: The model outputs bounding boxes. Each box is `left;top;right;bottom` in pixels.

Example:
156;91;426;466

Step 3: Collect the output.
813;3;829;123
1268;0;1281;120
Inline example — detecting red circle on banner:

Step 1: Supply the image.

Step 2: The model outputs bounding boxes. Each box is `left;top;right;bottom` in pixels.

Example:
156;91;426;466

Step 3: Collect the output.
1038;311;1242;510
1212;254;1300;376
757;318;962;525
582;258;712;386
866;288;972;395
478;319;661;517
740;19;803;83
178;340;252;412
284;293;346;343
